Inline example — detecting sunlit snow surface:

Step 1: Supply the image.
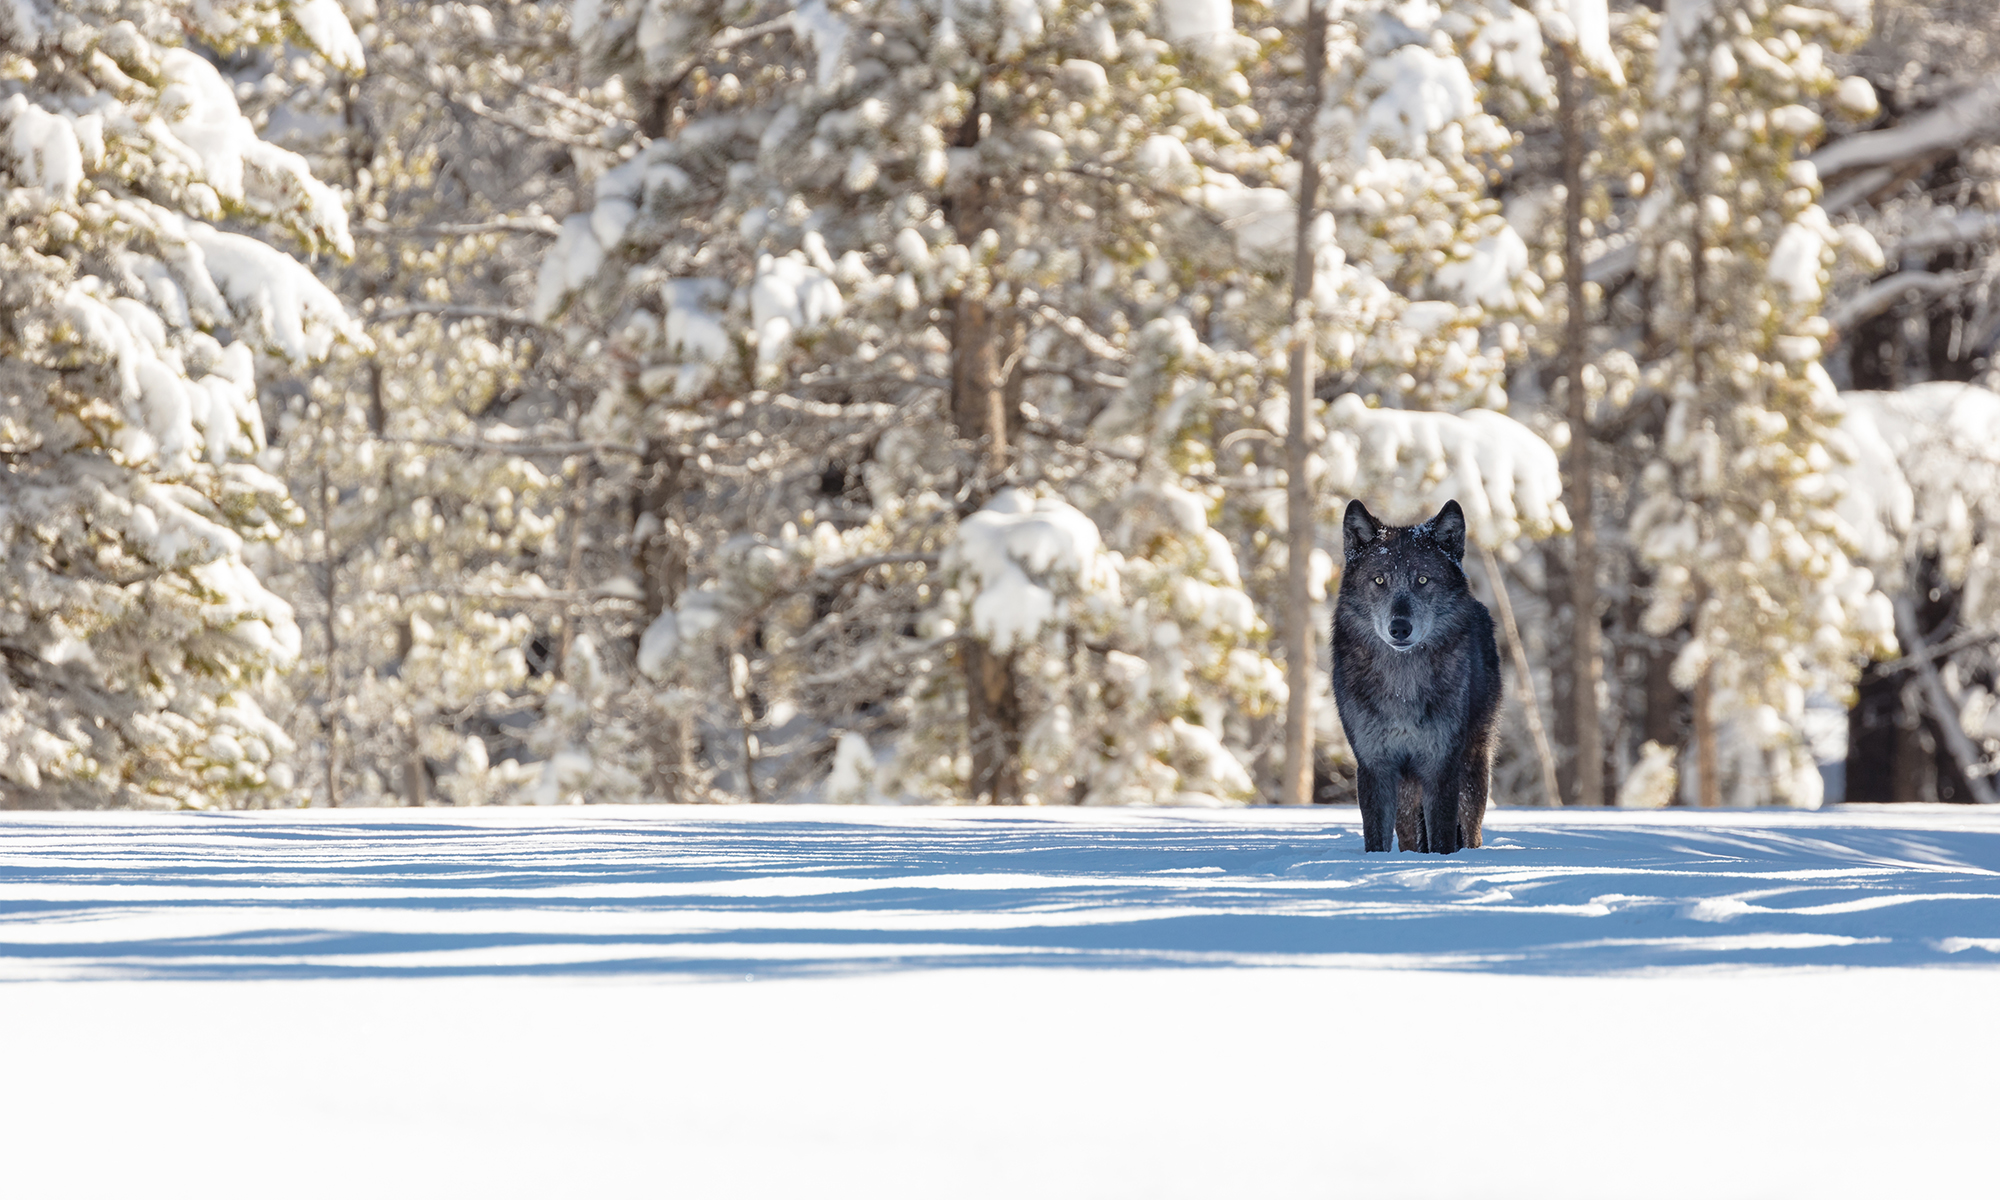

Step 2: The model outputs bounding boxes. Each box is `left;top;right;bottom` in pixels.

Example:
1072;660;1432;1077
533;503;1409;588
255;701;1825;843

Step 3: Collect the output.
4;806;1997;1198
6;805;1999;979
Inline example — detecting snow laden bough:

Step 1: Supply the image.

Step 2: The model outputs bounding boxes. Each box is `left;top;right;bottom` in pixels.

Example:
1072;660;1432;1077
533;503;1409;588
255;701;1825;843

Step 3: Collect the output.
0;0;365;807
1320;394;1570;550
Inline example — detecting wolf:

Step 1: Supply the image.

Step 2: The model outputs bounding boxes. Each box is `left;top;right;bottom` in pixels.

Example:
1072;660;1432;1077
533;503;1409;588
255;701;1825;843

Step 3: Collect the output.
1331;499;1501;854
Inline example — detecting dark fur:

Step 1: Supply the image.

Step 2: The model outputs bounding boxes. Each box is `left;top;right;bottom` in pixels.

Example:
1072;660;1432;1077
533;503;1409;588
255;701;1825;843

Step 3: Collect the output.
1331;500;1501;854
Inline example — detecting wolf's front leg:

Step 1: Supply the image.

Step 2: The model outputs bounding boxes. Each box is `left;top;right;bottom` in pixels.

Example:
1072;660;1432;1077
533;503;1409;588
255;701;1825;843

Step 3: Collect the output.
1356;762;1397;852
1422;763;1465;855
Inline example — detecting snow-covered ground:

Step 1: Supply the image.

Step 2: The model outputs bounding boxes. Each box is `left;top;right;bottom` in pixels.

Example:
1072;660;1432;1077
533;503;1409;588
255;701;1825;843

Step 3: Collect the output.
4;804;1997;1197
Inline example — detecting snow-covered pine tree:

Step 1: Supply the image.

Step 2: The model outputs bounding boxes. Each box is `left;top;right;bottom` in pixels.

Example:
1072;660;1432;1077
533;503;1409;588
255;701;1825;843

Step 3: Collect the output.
0;0;363;806
546;0;1292;804
1628;0;1894;807
251;0;601;806
1838;382;2000;804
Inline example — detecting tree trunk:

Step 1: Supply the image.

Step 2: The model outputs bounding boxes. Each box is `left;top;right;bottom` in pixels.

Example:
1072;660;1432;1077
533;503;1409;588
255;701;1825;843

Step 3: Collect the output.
1686;64;1718;812
1280;1;1328;807
637;441;691;802
317;461;342;809
947;84;1024;804
1557;44;1606;807
964;640;1024;805
397;618;427;807
1693;661;1719;807
1480;547;1562;806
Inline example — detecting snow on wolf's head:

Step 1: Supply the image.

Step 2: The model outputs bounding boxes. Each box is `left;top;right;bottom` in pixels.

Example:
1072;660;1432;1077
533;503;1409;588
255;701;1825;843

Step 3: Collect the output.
1339;499;1470;653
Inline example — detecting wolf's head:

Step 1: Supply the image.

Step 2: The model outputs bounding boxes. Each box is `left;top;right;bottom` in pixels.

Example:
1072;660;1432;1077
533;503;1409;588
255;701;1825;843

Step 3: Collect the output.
1339;499;1471;653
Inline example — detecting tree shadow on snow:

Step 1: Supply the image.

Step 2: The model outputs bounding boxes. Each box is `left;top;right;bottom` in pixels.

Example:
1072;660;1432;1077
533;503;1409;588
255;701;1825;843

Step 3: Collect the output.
3;810;2000;982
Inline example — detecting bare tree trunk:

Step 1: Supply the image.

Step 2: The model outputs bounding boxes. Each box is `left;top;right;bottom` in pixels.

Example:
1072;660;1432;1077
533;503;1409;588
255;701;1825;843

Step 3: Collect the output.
637;441;691;802
1686;61;1719;812
1557;44;1606;807
948;84;1025;805
1480;547;1562;807
731;647;762;804
317;460;342;809
954;289;1024;804
1280;1;1329;807
397;618;428;807
1693;660;1720;807
963;641;1023;805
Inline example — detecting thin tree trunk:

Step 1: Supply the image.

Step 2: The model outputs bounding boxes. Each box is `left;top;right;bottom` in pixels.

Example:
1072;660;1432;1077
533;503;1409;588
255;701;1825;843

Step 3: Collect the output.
733;648;762;805
1893;597;2000;805
397;619;428;807
1280;1;1328;807
948;82;1025;805
1693;660;1720;807
1686;60;1719;811
317;460;341;809
1557;44;1606;807
1480;547;1563;807
953;271;1025;805
963;641;1023;805
637;441;691;802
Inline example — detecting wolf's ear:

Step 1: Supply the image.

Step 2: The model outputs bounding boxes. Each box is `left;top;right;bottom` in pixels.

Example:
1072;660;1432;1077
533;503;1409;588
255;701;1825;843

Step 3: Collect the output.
1342;500;1381;561
1426;500;1467;562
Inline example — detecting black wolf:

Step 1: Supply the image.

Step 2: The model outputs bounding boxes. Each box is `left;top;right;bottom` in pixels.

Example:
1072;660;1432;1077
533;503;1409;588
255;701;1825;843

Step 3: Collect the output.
1332;499;1500;854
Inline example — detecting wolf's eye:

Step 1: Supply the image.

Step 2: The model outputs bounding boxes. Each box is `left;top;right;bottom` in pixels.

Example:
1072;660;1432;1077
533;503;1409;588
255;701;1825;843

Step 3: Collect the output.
1373;575;1385;586
1417;576;1429;585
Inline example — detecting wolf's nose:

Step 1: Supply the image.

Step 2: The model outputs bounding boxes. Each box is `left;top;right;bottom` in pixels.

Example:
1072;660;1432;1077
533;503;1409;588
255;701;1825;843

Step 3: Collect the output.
1389;617;1413;641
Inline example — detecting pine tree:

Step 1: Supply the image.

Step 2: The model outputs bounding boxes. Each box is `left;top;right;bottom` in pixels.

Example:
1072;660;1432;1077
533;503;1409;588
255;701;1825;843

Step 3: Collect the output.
0;0;363;806
543;0;1292;803
1629;0;1893;807
251;0;601;806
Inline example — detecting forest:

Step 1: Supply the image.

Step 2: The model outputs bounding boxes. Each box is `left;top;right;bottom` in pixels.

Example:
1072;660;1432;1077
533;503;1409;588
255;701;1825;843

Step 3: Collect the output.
1;0;1997;810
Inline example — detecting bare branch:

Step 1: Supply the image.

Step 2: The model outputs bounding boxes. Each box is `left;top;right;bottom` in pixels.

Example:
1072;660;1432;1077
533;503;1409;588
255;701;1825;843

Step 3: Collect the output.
366;304;545;332
380;436;646;458
1827;270;1978;330
1033;304;1128;362
358;219;561;240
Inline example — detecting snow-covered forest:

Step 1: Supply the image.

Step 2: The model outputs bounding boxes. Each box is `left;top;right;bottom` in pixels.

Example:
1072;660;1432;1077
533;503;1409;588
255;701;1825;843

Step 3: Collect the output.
4;0;1999;810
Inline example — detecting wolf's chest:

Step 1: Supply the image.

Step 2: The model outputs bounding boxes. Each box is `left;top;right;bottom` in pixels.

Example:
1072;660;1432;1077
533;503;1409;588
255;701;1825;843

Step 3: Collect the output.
1338;649;1473;747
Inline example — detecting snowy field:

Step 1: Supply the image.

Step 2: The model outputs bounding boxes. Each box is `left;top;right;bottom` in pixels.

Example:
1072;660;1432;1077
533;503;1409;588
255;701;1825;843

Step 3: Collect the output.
4;805;1998;1198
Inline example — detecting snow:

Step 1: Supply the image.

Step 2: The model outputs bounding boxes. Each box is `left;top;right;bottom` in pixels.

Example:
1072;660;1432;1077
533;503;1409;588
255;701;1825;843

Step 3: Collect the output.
793;0;850;91
1468;2;1550;100
1838;383;2000;589
1202;182;1297;259
531;214;603;320
1322;393;1570;547
1362;45;1477;153
1834;74;1879;117
1;805;1996;1198
1768;219;1828;305
1435;225;1529;309
290;0;366;72
1158;0;1230;48
636;611;679;679
751;252;843;364
945;489;1118;654
1654;0;1714;99
1556;0;1625;85
1;94;84;199
153;49;353;253
186;227;362;362
825;730;879;803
